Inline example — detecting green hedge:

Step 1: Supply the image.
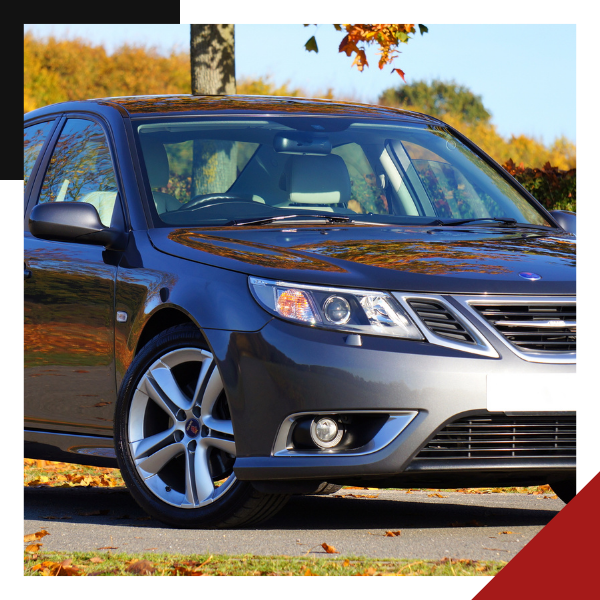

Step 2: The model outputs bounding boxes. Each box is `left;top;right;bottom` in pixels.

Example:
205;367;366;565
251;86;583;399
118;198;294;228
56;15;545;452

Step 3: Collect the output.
502;159;576;213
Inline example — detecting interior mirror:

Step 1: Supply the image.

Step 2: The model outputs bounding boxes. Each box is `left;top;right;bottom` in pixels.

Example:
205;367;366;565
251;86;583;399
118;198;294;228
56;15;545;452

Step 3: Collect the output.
29;201;127;250
273;132;331;155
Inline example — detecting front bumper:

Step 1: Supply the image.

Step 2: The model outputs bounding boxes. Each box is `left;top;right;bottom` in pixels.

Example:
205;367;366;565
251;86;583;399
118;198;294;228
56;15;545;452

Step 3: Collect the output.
205;315;575;485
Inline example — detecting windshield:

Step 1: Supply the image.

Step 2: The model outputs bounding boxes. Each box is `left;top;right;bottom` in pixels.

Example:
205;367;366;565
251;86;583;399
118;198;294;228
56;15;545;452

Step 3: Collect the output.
133;117;551;227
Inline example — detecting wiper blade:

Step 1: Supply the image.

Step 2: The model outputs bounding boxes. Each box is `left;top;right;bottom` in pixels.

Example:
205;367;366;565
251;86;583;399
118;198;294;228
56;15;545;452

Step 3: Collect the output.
441;217;517;227
233;214;353;226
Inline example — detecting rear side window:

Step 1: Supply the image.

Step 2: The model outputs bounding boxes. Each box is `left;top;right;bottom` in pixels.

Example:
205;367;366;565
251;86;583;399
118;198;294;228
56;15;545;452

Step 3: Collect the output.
38;119;119;227
24;121;53;190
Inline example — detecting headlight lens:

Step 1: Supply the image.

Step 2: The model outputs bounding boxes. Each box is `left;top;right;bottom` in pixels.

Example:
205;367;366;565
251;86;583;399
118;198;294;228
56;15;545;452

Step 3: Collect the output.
249;277;424;340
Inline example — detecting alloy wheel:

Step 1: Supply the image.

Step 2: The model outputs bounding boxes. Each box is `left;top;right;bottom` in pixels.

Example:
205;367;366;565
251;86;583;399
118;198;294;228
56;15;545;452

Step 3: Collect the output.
128;347;236;508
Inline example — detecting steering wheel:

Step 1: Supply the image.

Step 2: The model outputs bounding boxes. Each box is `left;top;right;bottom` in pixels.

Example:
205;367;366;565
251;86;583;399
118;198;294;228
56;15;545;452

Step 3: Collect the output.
178;193;256;211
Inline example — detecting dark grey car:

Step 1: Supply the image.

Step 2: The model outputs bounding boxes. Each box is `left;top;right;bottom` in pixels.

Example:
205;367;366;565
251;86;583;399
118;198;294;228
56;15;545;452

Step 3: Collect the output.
24;95;576;528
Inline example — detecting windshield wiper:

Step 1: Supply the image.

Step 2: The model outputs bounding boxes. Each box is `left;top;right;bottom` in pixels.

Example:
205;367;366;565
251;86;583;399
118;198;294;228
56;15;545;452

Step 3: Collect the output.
233;214;353;226
441;217;517;227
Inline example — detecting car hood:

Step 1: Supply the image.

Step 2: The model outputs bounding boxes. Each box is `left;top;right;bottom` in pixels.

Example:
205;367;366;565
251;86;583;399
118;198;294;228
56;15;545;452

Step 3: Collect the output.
148;223;576;294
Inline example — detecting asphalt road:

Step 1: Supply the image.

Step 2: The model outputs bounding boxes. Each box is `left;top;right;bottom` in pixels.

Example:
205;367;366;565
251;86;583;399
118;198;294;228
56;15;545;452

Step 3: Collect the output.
24;486;564;561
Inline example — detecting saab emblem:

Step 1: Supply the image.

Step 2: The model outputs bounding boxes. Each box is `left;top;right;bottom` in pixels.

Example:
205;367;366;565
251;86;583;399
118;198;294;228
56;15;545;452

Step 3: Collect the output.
518;272;542;281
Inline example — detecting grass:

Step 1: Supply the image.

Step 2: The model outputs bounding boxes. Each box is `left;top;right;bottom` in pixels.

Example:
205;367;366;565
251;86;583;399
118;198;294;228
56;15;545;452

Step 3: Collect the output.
23;551;506;576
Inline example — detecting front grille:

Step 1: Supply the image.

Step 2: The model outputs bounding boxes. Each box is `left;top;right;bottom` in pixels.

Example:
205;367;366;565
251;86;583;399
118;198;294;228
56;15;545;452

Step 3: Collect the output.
471;302;576;353
416;415;576;460
408;299;476;344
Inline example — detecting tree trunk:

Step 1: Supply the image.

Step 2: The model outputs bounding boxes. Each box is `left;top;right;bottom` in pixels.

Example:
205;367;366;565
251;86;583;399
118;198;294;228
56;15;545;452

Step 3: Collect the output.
190;25;237;197
190;24;236;95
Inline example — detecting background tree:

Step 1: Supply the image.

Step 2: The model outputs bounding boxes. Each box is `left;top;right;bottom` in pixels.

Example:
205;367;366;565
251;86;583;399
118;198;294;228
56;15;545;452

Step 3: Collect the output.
379;79;491;126
190;24;235;95
190;24;237;196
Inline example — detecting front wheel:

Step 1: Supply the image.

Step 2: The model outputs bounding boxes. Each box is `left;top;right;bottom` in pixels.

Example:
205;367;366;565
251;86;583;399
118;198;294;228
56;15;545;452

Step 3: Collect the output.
114;324;289;528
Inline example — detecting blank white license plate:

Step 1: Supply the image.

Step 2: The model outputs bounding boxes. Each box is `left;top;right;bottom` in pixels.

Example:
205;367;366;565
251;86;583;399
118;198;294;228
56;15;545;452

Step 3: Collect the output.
487;373;576;412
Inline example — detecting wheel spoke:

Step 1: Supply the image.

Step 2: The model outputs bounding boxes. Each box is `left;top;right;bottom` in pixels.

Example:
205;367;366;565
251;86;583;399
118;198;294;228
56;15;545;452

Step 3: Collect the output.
192;355;214;406
130;426;176;459
151;366;194;412
136;441;184;477
200;367;233;435
143;376;179;419
184;445;214;506
202;435;236;455
203;416;234;436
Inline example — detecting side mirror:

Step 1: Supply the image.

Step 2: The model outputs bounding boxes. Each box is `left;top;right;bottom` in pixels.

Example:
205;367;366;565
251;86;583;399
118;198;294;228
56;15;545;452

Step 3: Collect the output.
29;202;127;250
549;210;576;235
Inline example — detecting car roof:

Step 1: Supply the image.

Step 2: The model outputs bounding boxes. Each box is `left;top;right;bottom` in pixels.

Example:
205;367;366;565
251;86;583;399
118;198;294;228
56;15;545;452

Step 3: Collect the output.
25;94;444;124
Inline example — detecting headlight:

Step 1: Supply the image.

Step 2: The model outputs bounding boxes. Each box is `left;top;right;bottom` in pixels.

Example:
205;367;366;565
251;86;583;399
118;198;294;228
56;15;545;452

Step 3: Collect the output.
249;277;424;340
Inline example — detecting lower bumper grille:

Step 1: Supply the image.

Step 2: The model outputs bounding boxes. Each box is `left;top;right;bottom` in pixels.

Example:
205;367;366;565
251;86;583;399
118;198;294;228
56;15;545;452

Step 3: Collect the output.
416;414;576;460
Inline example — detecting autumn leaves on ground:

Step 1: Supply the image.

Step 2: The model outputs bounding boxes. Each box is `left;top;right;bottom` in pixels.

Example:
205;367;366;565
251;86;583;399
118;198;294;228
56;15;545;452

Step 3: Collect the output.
24;460;554;576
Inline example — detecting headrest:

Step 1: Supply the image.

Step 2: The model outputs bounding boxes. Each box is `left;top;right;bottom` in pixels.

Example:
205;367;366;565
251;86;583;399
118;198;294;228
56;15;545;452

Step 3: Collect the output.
140;138;170;188
284;154;351;204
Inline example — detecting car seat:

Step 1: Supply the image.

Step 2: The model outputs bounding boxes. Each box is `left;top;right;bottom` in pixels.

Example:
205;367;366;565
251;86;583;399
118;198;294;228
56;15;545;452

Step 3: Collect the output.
276;154;351;212
140;139;181;214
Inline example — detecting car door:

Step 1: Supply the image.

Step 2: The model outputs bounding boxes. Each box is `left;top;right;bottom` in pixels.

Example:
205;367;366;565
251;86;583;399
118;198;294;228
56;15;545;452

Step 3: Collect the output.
24;116;125;436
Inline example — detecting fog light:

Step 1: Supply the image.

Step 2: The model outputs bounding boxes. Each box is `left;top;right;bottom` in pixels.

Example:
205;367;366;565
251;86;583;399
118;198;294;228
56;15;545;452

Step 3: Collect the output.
310;417;344;448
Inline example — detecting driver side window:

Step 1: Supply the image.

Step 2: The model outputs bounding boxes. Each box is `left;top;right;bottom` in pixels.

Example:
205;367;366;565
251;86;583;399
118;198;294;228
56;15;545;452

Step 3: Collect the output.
38;118;120;227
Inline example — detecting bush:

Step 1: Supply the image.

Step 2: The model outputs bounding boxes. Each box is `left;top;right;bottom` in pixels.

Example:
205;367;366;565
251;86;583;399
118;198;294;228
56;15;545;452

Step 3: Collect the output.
502;159;576;212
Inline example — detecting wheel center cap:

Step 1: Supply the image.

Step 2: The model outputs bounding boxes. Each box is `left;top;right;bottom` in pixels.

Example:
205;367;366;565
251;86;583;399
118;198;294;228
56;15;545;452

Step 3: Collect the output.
185;418;201;438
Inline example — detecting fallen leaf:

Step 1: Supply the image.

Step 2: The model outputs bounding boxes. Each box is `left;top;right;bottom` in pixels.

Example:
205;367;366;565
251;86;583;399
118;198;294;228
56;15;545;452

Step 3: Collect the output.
342;559;350;567
499;531;517;535
385;530;401;537
25;543;42;554
428;493;447;498
24;529;50;543
198;555;213;567
321;542;339;554
126;560;156;575
89;557;104;564
363;567;377;576
343;493;379;499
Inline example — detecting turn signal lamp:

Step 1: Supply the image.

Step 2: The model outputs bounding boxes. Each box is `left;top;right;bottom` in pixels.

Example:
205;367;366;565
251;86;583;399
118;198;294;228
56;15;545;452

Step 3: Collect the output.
276;289;317;323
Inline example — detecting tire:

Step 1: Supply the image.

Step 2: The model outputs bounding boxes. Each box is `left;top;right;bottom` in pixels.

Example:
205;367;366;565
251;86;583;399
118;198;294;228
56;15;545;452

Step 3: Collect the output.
114;324;289;528
550;480;576;504
309;482;343;496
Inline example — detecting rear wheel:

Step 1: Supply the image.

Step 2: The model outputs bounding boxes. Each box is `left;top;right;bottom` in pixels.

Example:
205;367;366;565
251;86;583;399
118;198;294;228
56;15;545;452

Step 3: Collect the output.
114;324;289;528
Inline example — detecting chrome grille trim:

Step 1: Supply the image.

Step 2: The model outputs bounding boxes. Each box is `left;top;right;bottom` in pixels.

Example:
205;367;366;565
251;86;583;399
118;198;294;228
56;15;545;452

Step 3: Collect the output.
393;293;499;358
452;295;576;364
